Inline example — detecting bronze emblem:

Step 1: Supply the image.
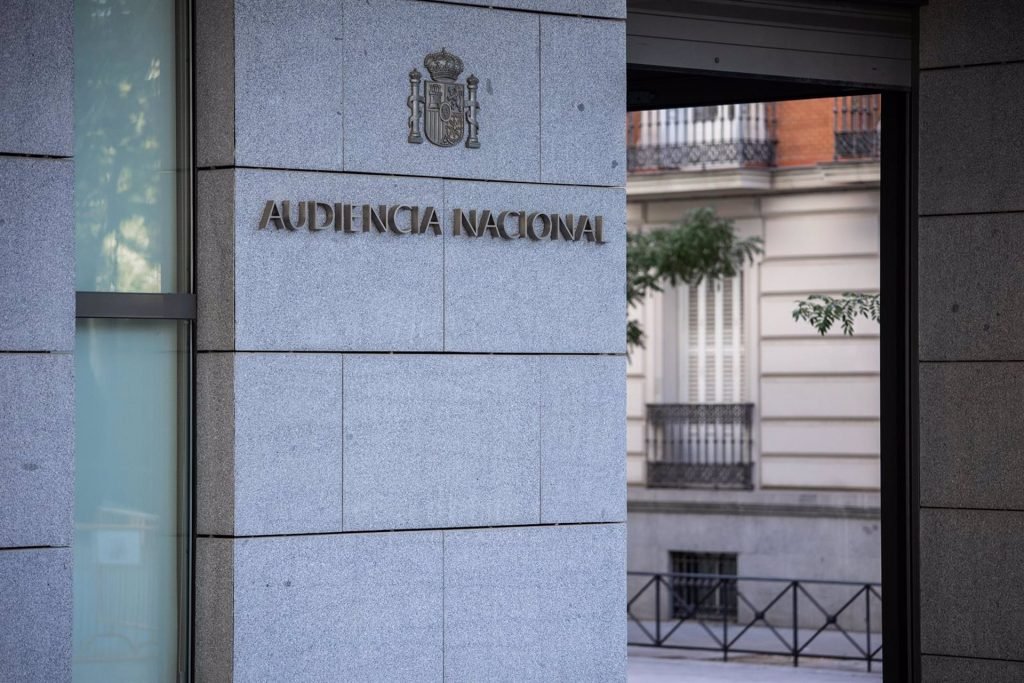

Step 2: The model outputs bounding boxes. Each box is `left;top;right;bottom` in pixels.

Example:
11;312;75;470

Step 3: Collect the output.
407;48;480;149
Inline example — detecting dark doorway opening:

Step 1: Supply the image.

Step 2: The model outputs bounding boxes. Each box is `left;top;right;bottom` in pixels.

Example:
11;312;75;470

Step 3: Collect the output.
625;62;916;683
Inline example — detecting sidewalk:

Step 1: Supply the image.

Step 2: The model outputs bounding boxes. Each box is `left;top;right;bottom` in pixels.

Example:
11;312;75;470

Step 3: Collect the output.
628;655;883;683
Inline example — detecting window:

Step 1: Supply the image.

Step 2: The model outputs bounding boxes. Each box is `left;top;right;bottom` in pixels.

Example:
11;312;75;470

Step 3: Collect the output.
643;276;753;490
669;551;739;620
72;1;192;681
680;276;746;404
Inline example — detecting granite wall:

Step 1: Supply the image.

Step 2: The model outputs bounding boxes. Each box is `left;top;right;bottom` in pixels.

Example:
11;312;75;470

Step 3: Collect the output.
193;0;627;679
917;1;1024;680
0;1;75;681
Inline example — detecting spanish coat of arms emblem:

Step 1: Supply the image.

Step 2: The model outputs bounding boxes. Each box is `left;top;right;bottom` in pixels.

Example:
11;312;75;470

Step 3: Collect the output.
407;48;480;149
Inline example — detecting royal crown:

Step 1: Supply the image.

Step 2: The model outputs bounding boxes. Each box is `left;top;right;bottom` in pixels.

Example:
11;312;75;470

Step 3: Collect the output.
423;48;464;83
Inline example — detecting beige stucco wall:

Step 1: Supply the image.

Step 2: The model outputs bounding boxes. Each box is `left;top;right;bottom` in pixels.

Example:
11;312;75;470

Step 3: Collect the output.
627;164;880;491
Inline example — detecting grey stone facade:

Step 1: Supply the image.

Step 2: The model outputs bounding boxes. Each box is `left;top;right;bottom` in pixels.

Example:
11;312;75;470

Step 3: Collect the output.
193;0;627;679
0;2;75;682
9;0;1022;679
0;549;73;683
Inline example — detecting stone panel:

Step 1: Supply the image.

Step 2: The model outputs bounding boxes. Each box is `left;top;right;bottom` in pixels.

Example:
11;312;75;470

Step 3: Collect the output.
443;180;625;352
227;532;443;681
195;0;234;168
233;169;444;351
920;362;1024;510
344;0;540;182
436;0;625;19
919;65;1024;215
764;211;877;259
919;213;1024;361
196;170;235;351
760;258;879;294
197;353;345;536
760;376;879;418
444;524;626;681
761;420;879;456
0;157;74;352
196;353;235;536
0;0;73;156
234;0;345;170
760;338;879;375
920;0;1024;70
760;455;879;490
0;354;73;549
233;353;344;535
921;655;1024;683
920;508;1024;661
540;15;626;186
0;548;72;683
343;355;539;530
540;355;626;523
195;538;234;683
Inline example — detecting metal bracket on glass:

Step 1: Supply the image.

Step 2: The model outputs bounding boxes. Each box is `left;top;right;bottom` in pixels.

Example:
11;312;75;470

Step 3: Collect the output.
76;292;197;320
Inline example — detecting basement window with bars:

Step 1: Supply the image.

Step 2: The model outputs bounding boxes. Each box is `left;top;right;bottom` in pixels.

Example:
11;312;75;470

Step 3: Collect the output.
679;276;746;403
669;551;739;620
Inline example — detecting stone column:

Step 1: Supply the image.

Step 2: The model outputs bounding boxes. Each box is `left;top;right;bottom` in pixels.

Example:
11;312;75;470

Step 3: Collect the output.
194;0;627;679
918;1;1024;680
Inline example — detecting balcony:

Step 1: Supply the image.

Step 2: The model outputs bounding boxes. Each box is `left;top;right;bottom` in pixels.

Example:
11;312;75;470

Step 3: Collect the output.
627;103;777;173
627;97;881;175
834;94;881;161
645;403;754;490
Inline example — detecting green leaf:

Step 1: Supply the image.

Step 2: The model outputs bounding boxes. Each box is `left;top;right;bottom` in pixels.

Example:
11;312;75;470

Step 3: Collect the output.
627;207;762;352
791;293;880;336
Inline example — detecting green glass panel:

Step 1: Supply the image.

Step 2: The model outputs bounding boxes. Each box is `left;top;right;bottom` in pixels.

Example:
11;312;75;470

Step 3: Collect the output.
74;0;179;293
72;319;186;682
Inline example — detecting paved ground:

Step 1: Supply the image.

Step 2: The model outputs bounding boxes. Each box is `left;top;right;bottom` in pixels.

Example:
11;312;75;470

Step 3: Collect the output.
628;654;883;682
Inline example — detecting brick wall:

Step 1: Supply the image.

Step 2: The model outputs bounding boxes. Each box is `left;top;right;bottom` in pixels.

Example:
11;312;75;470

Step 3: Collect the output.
774;97;836;167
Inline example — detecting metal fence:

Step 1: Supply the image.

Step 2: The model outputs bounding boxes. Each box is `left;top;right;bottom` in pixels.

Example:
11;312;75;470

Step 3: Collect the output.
627;103;777;172
645;403;754;489
627;571;883;672
834;95;881;160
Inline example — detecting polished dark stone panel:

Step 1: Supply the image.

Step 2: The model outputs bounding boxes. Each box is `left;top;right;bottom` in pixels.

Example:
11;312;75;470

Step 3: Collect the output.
919;65;1024;216
920;362;1024;510
919;213;1024;361
920;0;1024;69
920;508;1024;661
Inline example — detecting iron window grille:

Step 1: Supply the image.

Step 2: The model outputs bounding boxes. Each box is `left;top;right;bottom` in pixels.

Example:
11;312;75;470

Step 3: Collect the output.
669;552;739;620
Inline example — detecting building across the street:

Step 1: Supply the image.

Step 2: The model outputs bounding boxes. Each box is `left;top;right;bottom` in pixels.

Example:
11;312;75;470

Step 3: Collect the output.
3;1;1024;682
626;97;882;591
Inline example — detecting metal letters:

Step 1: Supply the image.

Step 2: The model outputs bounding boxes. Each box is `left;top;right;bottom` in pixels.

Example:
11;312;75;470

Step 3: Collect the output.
408;48;480;149
258;201;605;245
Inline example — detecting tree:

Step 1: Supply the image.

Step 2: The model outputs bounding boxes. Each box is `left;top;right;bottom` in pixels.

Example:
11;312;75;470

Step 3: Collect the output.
628;207;762;351
791;293;880;335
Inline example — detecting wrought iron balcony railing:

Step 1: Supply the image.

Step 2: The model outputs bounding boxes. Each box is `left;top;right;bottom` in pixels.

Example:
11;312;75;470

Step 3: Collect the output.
627;98;882;173
834;94;881;160
645;403;754;489
628;571;882;672
627;104;777;173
